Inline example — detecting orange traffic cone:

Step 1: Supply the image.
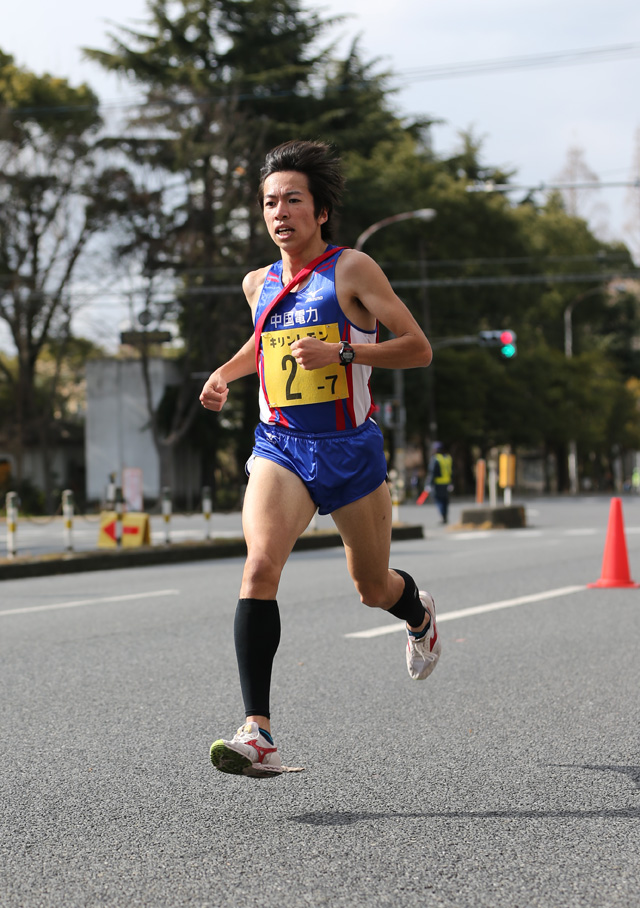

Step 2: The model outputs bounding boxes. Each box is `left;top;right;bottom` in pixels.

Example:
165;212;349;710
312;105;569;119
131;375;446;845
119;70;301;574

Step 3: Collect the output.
588;497;640;589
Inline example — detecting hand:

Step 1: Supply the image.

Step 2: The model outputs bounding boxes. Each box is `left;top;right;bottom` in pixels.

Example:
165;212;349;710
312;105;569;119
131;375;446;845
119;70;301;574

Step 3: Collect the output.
200;373;229;411
290;337;337;371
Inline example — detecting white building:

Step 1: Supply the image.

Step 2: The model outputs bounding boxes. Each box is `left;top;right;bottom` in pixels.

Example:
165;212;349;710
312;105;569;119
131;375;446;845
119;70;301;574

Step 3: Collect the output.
85;357;201;507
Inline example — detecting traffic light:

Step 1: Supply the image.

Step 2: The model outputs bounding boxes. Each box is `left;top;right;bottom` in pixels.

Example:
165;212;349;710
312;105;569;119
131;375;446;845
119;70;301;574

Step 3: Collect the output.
499;329;517;358
478;329;517;358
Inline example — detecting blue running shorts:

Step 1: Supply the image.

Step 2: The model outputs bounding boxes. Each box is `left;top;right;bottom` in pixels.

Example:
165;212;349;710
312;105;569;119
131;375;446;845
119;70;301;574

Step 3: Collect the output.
247;419;388;515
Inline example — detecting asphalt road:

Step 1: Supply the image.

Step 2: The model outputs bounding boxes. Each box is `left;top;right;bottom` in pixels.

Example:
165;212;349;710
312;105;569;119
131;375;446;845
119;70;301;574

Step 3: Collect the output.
1;496;639;907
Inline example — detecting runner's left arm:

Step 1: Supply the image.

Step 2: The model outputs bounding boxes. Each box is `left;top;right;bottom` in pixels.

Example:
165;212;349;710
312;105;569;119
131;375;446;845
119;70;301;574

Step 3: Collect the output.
290;250;432;371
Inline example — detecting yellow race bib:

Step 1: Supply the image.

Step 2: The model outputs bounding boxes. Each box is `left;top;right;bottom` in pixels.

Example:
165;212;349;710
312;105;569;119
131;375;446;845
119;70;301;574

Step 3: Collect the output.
261;323;349;407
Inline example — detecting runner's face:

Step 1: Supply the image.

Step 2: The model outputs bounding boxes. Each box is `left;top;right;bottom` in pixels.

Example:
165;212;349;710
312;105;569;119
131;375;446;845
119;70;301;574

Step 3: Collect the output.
262;171;327;251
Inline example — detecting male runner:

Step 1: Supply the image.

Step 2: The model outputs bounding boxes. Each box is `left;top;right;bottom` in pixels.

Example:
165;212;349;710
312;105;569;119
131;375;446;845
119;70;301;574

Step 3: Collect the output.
200;140;441;778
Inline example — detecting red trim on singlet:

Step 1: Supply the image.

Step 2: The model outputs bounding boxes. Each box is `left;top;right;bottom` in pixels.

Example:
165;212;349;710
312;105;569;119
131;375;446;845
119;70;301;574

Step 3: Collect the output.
344;367;358;427
254;247;347;373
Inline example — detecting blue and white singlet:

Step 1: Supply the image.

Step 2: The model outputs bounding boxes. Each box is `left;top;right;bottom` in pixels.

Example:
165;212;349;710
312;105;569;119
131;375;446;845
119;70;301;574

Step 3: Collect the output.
254;246;378;433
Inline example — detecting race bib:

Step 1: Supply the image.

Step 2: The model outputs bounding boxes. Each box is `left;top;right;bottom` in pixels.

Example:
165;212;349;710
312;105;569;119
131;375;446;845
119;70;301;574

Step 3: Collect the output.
261;323;349;407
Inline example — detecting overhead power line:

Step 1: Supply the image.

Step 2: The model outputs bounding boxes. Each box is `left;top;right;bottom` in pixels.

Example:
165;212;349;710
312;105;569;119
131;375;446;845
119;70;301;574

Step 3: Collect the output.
4;42;639;118
393;42;640;86
60;269;640;307
467;180;640;193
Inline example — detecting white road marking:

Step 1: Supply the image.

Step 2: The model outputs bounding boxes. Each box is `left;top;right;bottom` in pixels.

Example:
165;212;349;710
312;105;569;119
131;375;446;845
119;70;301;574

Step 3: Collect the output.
0;589;180;618
452;531;495;540
564;528;598;536
345;585;586;638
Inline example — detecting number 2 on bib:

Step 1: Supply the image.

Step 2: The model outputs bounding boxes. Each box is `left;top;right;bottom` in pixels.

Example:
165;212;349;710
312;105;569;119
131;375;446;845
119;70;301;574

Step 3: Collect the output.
261;323;349;407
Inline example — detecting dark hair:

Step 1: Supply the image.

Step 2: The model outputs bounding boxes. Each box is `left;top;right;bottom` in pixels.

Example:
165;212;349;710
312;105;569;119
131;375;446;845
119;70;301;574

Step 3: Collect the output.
258;140;345;241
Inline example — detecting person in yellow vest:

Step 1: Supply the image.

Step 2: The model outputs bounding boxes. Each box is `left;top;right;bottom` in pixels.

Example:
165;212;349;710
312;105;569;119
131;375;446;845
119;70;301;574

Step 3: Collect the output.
427;441;453;524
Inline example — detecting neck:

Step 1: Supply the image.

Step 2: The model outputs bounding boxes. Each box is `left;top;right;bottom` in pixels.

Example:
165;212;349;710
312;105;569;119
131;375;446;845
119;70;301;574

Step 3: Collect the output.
281;241;329;284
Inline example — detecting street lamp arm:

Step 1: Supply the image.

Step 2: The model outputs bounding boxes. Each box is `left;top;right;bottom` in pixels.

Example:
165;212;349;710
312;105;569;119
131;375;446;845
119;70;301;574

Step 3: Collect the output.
354;209;436;251
563;284;607;358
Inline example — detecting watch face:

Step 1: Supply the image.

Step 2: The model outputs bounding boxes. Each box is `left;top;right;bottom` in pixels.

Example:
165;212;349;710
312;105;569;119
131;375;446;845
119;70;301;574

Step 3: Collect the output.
340;343;355;364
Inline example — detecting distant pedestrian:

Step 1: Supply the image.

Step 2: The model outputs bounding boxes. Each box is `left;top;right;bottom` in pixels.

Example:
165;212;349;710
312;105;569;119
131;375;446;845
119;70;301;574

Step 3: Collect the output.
427;442;453;524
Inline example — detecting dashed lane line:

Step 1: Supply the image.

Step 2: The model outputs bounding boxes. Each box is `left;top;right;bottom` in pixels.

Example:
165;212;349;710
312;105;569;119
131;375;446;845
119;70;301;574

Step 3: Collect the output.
345;585;586;639
0;589;180;618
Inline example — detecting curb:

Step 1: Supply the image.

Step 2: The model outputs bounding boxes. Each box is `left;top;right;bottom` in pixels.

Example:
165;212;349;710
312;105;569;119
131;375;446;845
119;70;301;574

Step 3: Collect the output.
0;524;424;581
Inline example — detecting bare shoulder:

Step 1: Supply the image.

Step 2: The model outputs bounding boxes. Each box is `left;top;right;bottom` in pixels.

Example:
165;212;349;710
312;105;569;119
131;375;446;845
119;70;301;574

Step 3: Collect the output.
336;248;389;285
336;248;396;300
335;248;399;327
242;265;271;311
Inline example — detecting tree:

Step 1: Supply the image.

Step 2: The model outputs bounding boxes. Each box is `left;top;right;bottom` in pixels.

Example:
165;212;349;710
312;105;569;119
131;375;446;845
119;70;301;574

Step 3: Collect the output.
83;0;420;499
82;4;640;499
0;51;127;505
553;144;609;238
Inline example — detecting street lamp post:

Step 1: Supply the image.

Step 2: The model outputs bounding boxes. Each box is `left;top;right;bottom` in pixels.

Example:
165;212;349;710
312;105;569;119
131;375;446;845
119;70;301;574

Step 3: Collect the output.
565;282;627;493
354;209;437;253
354;209;437;496
564;284;606;493
564;286;603;358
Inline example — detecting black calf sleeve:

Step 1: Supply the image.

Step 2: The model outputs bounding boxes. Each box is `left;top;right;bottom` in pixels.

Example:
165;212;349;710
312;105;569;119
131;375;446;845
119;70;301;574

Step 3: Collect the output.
234;598;281;719
386;568;426;627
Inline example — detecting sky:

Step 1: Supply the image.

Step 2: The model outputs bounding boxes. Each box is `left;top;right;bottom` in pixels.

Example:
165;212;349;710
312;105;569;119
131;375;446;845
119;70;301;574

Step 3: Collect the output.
2;0;640;348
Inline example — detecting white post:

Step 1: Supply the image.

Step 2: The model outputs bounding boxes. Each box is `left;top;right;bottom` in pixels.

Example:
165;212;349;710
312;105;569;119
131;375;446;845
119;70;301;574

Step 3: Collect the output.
115;487;124;547
106;472;117;508
202;486;212;540
6;491;18;558
62;489;74;551
488;461;498;508
162;487;172;544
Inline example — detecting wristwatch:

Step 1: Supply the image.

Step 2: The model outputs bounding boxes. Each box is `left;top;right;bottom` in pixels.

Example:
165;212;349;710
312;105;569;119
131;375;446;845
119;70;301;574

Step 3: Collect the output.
339;341;355;365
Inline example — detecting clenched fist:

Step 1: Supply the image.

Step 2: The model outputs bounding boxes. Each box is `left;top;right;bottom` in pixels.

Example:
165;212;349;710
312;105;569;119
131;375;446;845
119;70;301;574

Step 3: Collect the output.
290;337;338;371
200;373;229;411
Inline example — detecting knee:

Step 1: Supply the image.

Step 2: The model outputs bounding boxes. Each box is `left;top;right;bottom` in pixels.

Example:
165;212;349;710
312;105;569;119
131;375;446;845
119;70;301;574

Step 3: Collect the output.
353;578;389;610
241;551;283;599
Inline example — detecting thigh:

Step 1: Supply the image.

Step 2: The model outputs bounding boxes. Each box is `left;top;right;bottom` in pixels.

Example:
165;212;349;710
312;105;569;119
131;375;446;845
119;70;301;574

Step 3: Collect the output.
330;480;393;589
242;455;318;564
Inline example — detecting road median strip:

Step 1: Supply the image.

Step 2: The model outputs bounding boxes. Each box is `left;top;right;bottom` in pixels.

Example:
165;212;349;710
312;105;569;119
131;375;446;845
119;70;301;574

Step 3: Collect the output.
0;524;423;581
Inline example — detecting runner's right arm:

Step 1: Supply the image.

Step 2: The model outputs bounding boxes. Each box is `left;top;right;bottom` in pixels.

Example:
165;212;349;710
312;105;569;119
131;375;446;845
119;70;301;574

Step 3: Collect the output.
199;268;267;412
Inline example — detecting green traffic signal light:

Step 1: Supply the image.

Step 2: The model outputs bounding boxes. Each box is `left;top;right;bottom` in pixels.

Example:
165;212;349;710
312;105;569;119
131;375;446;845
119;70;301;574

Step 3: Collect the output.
499;330;517;358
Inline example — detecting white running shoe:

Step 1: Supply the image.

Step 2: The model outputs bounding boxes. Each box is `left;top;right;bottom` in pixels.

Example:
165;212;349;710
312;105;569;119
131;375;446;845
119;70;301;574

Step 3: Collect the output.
406;591;441;680
210;722;283;778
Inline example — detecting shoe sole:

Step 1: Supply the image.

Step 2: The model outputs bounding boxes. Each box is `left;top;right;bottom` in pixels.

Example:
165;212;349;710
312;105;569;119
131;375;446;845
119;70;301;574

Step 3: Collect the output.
210;740;283;779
